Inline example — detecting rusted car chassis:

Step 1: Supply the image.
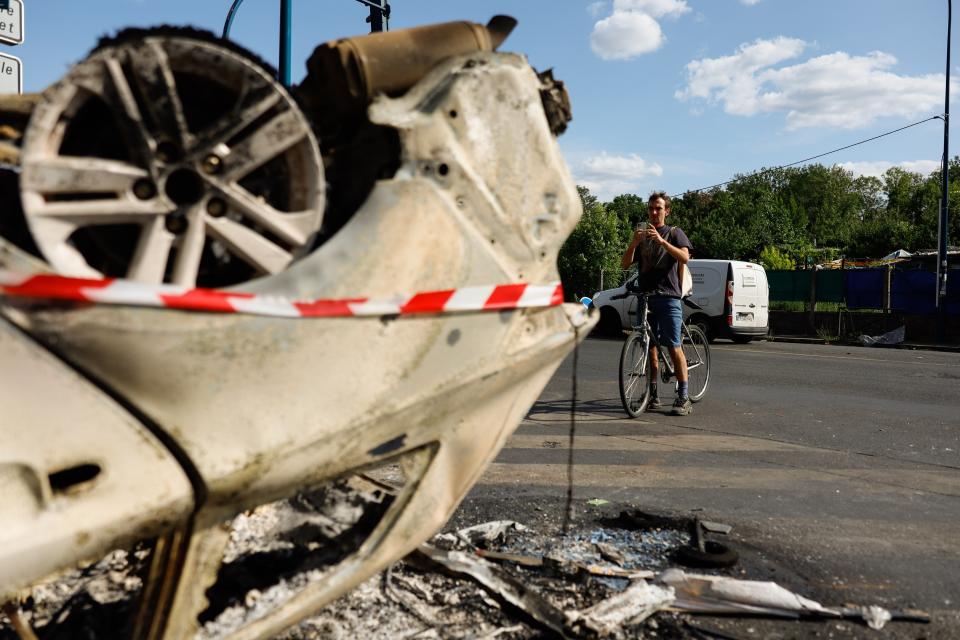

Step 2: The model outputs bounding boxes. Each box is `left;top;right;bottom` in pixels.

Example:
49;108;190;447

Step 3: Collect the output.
0;16;592;640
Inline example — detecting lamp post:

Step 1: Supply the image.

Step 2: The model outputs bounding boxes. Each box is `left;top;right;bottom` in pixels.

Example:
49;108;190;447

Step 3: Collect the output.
222;1;390;88
938;0;952;340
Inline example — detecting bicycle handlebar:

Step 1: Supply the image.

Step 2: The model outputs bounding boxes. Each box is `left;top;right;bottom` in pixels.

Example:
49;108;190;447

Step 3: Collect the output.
608;291;703;311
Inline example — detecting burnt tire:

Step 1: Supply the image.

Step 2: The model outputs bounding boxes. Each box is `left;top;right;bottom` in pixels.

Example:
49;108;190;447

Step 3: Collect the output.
674;541;739;568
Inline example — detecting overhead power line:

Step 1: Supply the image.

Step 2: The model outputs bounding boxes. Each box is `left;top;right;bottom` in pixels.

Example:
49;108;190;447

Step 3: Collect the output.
673;114;943;198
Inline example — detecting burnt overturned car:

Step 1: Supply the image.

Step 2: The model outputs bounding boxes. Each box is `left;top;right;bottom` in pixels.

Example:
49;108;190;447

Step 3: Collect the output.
0;17;593;640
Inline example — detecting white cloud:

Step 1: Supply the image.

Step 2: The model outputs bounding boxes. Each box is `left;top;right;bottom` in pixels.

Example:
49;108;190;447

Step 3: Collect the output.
838;160;941;179
676;37;807;115
591;12;664;59
587;1;607;17
590;0;690;60
740;0;763;5
613;0;691;18
677;38;950;130
573;152;664;198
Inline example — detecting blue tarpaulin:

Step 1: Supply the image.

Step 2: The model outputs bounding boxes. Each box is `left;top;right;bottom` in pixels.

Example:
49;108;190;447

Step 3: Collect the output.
768;267;960;313
891;270;937;314
845;268;885;310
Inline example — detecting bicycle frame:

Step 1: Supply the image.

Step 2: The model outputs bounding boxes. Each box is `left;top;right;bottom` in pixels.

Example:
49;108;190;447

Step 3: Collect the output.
618;292;711;417
631;294;683;383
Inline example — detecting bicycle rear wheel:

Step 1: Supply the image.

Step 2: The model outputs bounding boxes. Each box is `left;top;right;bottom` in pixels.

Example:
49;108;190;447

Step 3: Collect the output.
619;332;652;417
683;325;710;402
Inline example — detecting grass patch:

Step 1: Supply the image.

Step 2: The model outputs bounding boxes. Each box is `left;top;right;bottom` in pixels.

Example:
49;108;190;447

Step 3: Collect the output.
770;300;807;311
815;326;839;343
771;301;887;313
814;302;843;312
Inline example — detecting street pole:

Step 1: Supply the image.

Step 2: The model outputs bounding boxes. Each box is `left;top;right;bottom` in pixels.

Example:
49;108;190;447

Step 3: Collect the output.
279;0;292;87
938;0;952;340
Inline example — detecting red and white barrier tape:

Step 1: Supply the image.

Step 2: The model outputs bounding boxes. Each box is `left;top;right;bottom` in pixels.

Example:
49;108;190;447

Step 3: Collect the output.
0;271;564;318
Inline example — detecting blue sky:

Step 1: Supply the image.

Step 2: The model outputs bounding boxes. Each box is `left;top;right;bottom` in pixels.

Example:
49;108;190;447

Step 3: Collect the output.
7;0;956;200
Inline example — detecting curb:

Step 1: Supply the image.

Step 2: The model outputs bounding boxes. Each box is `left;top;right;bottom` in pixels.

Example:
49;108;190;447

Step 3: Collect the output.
767;336;826;345
768;335;960;353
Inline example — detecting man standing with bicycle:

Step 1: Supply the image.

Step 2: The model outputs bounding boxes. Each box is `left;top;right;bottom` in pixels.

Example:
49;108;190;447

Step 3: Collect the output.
620;192;694;415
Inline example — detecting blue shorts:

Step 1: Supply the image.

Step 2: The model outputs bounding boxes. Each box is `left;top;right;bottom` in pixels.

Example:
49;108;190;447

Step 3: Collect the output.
648;297;682;347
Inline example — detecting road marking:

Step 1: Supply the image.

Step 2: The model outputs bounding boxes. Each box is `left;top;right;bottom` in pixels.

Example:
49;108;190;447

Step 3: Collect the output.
481;462;960;496
757;517;959;554
505;433;811;452
719;345;958;367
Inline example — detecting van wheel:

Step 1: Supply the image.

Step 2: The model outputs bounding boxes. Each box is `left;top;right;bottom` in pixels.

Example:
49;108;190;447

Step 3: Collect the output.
597;307;623;337
690;317;713;343
731;335;753;344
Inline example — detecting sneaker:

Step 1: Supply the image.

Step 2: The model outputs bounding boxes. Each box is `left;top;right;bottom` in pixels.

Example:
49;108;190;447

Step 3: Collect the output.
646;394;661;411
671;396;692;416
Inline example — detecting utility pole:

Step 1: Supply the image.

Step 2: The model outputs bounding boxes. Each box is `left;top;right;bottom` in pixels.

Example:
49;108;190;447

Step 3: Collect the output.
356;0;390;33
938;0;952;341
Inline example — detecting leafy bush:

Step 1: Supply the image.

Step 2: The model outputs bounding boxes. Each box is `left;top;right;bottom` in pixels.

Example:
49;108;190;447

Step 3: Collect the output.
759;246;795;270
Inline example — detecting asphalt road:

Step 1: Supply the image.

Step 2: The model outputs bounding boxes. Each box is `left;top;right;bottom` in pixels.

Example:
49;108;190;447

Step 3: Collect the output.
466;336;960;638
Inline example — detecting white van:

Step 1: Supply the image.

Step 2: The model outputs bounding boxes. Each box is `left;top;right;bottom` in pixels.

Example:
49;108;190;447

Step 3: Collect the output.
591;259;769;343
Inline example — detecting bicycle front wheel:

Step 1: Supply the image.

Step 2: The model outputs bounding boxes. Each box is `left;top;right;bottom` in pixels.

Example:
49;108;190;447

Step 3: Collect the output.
619;332;652;417
683;325;711;402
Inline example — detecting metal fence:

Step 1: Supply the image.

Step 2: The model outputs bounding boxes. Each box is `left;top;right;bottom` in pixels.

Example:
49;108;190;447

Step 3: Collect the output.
768;267;960;314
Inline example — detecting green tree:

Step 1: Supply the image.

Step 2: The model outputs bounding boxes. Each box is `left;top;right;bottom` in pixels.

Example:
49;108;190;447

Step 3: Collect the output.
558;187;628;299
584;159;952;266
605;193;646;234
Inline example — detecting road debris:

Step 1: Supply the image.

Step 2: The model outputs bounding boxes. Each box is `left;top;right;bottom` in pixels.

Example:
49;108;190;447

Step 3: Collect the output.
656;569;929;630
659;568;837;618
698;521;733;535
412;544;569;638
1;507;929;639
565;580;675;638
859;325;906;346
453;521;529;546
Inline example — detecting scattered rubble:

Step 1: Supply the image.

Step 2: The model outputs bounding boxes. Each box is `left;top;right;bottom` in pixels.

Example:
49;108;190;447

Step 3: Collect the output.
0;496;930;639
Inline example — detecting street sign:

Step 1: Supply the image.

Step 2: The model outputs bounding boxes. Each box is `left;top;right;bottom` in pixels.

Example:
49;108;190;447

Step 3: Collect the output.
0;51;21;94
0;0;23;46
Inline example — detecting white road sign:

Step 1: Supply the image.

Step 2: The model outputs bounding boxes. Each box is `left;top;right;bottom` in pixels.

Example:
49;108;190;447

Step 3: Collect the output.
0;51;21;94
0;0;24;46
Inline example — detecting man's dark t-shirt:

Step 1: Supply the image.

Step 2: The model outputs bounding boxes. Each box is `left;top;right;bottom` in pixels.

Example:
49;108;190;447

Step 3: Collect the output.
631;225;693;298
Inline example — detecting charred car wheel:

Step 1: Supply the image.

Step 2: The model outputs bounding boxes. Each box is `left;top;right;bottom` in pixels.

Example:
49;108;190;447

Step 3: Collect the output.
19;28;325;287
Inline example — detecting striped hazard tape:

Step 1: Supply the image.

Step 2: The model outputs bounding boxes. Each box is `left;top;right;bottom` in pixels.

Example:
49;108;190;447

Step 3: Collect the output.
0;271;564;318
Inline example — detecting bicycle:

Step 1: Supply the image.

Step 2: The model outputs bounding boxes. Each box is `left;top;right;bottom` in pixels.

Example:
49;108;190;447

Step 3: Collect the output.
614;291;711;418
